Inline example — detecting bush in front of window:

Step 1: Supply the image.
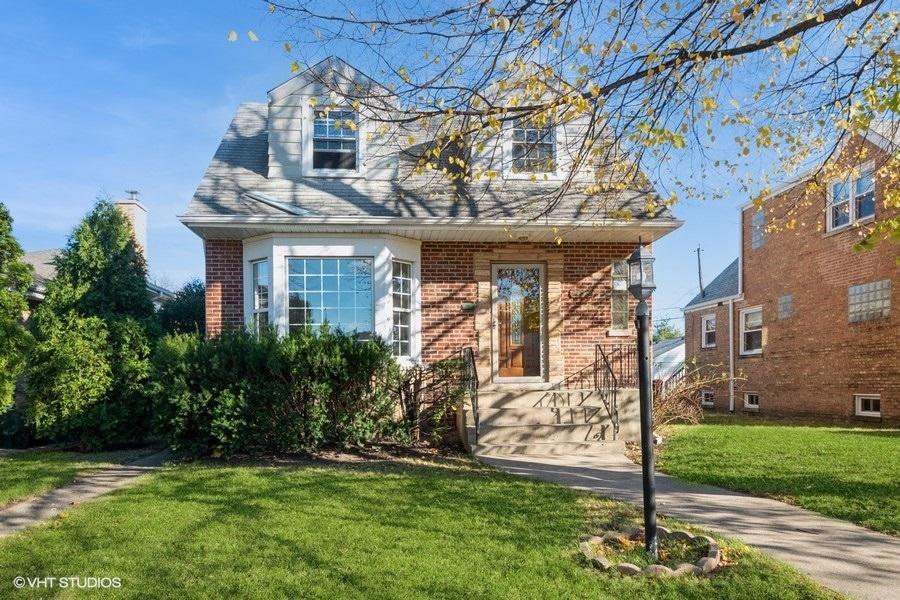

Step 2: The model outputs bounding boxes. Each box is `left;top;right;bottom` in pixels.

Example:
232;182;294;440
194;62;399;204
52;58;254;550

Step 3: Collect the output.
151;326;407;456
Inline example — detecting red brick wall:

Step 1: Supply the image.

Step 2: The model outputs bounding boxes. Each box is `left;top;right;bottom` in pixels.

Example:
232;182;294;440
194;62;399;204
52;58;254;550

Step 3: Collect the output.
421;241;640;383
204;239;244;336
684;303;734;410
686;136;899;423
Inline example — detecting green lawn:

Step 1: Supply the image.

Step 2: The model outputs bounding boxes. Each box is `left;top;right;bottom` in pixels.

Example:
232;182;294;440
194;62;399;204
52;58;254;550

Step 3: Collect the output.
0;448;153;508
0;455;841;599
657;420;900;535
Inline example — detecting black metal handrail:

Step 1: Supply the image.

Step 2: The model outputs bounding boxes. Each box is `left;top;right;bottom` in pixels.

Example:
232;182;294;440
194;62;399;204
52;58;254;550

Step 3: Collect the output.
595;344;620;436
460;347;479;445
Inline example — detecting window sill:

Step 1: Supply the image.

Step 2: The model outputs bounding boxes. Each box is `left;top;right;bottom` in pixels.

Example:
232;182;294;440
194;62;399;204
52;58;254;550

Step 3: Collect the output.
606;329;633;337
301;169;367;180
823;217;874;238
743;406;760;412
853;413;882;421
502;170;567;182
700;345;717;350
701;402;715;409
739;350;762;358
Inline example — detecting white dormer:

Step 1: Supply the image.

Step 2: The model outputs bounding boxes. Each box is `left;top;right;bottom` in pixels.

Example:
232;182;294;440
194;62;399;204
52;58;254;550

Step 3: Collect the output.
265;57;397;181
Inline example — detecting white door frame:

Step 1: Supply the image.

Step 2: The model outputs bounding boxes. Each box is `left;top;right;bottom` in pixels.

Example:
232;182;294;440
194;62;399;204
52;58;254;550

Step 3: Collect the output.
491;263;547;383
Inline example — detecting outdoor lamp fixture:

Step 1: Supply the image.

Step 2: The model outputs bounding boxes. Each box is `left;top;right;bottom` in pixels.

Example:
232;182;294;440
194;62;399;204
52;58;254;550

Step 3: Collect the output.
627;241;658;560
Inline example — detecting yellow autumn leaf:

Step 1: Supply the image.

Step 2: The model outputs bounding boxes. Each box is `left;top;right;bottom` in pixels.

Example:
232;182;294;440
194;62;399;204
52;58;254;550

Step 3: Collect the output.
248;31;259;42
227;30;238;42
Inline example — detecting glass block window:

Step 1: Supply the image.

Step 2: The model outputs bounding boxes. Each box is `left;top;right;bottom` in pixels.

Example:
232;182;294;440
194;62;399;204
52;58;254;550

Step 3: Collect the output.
848;279;891;323
286;258;373;336
701;315;716;348
777;294;793;320
750;211;765;249
251;260;269;333
511;117;555;172
744;392;760;409
828;167;875;230
611;260;629;330
313;110;357;170
855;394;881;417
392;260;412;357
740;307;762;354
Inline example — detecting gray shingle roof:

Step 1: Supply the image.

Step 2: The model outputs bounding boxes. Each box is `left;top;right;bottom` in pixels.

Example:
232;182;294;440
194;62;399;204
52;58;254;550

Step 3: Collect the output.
185;103;676;223
684;258;740;310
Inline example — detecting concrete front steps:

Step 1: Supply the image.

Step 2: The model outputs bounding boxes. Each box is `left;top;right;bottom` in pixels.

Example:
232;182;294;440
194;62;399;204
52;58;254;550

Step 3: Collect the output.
463;388;627;457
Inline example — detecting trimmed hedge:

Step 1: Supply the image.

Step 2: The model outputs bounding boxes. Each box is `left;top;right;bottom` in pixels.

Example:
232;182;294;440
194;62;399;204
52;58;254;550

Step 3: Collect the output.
151;327;404;456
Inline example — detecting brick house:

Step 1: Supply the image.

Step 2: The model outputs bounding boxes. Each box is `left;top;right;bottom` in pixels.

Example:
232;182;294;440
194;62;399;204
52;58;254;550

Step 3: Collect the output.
683;129;898;424
180;58;682;452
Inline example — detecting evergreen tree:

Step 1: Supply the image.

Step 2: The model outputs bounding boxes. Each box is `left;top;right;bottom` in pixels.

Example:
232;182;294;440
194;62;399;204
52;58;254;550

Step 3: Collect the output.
158;278;206;335
27;200;154;449
0;202;32;411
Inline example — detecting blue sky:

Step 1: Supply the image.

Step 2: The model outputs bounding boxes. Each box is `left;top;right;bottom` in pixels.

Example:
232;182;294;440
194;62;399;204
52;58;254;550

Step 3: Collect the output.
0;0;745;330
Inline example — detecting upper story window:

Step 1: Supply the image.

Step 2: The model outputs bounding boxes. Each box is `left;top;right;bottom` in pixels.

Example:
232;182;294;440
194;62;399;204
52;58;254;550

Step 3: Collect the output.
701;314;716;348
511;117;555;173
827;166;875;231
313;110;357;170
777;293;793;320
740;306;762;355
611;260;629;330
848;279;891;323
750;211;765;249
251;259;270;333
287;258;373;337
392;260;412;357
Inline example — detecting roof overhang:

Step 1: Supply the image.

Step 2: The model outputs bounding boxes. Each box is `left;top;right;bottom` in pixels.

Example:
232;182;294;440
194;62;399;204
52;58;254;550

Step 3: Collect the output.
682;294;743;314
178;214;683;244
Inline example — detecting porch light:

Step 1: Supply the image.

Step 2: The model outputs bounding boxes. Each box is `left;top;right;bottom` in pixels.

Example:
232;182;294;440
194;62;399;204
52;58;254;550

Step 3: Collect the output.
627;244;656;301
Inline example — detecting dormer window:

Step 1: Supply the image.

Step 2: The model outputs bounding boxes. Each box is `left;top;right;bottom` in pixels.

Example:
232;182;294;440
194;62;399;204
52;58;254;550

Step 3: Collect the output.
511;117;555;173
313;110;357;170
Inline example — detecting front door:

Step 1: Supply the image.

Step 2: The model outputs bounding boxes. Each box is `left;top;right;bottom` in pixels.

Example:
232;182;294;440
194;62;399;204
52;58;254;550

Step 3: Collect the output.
493;264;544;379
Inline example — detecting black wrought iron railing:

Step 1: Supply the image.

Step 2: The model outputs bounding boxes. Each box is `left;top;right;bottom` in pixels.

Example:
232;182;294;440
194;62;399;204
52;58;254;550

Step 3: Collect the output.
597;342;639;388
595;344;621;436
460;347;479;445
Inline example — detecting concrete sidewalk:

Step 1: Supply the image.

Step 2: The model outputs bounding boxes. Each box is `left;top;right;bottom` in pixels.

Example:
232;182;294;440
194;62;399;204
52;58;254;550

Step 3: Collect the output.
0;451;168;538
480;452;900;600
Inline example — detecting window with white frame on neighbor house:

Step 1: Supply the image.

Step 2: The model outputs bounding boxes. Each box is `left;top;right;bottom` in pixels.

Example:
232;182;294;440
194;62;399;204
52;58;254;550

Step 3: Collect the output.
827;166;875;231
251;260;269;332
854;394;881;418
744;392;760;410
701;314;716;348
848;279;891;323
286;258;374;337
750;210;765;249
392;260;412;357
313;110;357;170
611;260;629;330
511;117;555;173
740;307;762;355
701;390;715;407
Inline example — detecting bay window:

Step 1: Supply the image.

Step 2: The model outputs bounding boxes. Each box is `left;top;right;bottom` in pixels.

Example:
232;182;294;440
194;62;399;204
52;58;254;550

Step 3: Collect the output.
392;260;412;357
251;259;270;332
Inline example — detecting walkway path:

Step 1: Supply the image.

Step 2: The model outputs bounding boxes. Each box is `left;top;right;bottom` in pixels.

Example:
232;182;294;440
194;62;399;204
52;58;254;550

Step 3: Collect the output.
480;452;900;600
0;451;168;538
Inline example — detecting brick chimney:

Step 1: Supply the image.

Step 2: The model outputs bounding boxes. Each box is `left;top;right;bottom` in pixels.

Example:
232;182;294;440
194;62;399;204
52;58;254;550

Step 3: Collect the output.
115;190;148;258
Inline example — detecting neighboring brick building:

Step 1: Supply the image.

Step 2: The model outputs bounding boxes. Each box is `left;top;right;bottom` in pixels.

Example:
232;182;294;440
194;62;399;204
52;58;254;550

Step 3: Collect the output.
181;57;682;393
684;130;899;424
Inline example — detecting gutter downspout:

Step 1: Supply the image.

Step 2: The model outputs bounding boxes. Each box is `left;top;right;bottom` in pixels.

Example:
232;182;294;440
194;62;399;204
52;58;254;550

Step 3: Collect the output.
728;298;735;412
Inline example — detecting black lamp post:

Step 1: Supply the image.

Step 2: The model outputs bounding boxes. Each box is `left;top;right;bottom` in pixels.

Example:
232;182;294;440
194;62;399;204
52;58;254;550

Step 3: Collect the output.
627;242;658;560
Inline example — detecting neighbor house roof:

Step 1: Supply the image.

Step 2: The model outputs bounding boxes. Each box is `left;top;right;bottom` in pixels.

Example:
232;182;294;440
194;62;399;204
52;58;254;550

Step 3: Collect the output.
683;258;740;311
22;249;174;304
652;336;684;381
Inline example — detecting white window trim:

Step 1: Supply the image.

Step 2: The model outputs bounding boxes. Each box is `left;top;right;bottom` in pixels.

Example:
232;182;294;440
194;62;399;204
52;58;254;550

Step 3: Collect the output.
826;160;875;232
501;117;563;181
743;391;760;411
392;259;413;358
701;314;716;348
701;390;715;407
739;306;763;356
250;258;271;332
285;256;376;338
854;394;881;418
300;103;368;178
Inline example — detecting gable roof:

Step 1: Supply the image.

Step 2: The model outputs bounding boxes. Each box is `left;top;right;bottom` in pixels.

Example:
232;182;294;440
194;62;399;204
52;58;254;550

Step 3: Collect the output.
183;103;679;238
683;258;740;311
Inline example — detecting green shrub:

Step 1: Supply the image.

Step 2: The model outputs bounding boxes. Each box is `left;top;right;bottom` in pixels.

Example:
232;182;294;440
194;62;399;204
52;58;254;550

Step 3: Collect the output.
0;202;32;412
25;200;155;449
151;327;401;456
